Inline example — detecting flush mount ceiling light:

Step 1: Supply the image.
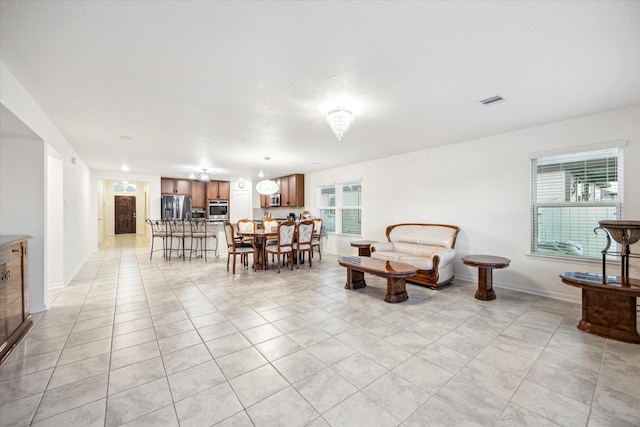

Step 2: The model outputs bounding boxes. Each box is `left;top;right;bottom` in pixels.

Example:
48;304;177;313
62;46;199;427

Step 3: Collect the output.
327;108;354;141
256;157;279;195
198;169;210;182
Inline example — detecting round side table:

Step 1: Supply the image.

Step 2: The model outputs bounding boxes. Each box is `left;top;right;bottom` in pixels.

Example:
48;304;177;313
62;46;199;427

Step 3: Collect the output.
462;255;511;301
350;240;378;257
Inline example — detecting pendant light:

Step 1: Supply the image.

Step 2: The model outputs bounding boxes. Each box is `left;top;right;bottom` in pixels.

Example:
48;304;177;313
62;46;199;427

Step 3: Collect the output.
256;157;279;195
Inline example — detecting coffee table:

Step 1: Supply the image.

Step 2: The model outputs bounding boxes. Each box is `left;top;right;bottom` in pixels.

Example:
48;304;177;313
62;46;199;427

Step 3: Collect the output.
338;256;417;303
462;255;511;301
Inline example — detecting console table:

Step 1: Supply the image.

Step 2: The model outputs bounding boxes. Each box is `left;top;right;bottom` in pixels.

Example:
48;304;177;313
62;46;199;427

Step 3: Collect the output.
1;235;32;364
560;220;640;344
560;272;640;343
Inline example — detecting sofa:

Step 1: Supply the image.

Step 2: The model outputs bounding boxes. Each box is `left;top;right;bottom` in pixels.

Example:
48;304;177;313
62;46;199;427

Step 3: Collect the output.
370;223;460;289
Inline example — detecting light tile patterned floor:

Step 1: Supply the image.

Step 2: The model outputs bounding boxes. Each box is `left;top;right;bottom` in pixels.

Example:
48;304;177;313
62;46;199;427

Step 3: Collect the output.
1;234;639;426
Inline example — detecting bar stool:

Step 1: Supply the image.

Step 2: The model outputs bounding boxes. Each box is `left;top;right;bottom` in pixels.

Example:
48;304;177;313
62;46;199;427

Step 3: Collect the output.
190;218;219;260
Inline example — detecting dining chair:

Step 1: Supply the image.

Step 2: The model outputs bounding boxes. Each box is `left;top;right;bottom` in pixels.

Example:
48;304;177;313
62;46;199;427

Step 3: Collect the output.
263;217;279;260
293;220;314;268
236;218;256;264
223;220;255;274
265;221;296;273
146;219;170;260
311;218;323;259
190;218;218;260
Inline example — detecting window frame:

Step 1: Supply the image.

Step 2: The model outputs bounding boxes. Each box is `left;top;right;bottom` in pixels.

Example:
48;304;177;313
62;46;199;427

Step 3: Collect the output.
317;180;362;236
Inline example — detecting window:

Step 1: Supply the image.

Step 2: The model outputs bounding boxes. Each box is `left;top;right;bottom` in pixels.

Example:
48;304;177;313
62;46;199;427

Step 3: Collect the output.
530;146;624;259
114;182;137;193
318;181;362;235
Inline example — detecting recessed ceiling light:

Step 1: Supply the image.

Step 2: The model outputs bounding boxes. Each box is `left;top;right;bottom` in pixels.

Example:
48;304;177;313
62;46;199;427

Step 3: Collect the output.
121;164;129;171
479;95;505;106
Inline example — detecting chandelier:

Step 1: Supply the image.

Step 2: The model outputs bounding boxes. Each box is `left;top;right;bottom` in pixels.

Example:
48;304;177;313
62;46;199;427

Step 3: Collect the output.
326;108;354;141
256;157;279;195
198;169;210;182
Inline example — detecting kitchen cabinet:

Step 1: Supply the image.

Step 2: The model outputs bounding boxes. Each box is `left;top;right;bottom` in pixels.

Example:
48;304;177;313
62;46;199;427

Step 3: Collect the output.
161;178;192;195
259;174;305;208
0;236;32;364
260;194;270;209
191;181;206;208
280;174;305;207
207;180;230;200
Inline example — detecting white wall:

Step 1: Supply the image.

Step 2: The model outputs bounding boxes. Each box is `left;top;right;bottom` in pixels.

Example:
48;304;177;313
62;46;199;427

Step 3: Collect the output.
1;62;95;311
47;148;64;288
305;106;640;302
0;135;47;312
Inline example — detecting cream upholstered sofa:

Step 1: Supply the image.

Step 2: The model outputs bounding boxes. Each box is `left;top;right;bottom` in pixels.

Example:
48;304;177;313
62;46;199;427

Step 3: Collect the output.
370;223;460;289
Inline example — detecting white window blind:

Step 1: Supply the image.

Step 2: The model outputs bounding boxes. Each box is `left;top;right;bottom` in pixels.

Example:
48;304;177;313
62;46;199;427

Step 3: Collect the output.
317;181;362;235
531;147;623;259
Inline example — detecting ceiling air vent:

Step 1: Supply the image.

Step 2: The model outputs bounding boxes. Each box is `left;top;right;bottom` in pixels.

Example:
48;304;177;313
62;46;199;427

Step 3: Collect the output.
479;95;505;106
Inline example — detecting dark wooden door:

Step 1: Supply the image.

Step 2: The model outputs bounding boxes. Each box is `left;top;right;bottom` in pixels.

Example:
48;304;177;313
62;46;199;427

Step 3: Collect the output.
115;196;136;234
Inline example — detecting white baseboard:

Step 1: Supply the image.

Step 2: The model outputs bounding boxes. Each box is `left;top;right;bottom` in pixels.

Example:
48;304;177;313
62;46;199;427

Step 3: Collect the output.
454;273;581;304
47;282;65;290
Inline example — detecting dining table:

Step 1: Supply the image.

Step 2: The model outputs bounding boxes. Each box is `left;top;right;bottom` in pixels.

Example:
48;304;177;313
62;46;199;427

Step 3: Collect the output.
238;229;278;270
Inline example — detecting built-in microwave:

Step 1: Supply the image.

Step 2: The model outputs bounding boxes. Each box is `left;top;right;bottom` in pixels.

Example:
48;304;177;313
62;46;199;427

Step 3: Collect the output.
208;200;229;222
269;193;281;207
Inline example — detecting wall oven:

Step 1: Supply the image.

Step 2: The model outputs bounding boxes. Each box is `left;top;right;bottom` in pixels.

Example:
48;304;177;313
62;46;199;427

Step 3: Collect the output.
208;200;229;222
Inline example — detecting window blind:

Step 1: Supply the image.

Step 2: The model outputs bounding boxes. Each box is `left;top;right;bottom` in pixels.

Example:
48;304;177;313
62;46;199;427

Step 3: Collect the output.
531;147;623;259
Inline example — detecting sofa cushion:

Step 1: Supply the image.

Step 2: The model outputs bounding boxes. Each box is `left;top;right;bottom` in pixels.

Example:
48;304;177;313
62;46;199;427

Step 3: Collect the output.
396;255;434;270
389;225;457;248
371;251;434;270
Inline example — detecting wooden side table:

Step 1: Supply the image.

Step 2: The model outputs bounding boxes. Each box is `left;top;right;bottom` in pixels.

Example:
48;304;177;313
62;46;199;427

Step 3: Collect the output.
462;255;511;301
350;240;378;257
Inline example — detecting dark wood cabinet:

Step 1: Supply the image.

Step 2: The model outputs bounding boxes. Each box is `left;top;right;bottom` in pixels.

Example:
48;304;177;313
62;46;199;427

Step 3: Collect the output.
191;181;206;208
207;180;230;200
161;178;192;195
0;236;32;365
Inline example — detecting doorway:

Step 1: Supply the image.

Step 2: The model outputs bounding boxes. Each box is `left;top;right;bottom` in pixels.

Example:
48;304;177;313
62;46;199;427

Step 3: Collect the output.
115;195;136;234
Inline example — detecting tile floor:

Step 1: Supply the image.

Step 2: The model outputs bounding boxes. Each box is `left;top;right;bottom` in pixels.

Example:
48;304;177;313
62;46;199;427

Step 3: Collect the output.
1;234;639;426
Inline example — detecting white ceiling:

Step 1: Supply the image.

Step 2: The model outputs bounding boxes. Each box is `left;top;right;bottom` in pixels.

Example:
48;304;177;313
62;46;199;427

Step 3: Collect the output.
1;1;639;181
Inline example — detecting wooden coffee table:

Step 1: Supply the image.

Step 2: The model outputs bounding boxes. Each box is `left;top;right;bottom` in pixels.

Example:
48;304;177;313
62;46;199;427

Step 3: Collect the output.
462;255;510;301
338;256;417;303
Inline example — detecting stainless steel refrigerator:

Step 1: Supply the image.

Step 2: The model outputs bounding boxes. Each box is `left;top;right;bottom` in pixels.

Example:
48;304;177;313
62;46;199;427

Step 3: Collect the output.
161;195;192;220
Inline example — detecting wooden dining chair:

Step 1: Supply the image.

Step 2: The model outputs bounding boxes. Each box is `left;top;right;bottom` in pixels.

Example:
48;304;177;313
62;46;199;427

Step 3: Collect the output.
311;218;323;259
263;217;279;260
223;221;255;274
293;220;314;268
265;221;296;273
236;218;256;265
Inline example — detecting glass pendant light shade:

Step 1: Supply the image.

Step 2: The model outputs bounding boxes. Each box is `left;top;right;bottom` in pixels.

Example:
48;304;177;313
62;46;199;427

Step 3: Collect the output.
256;179;279;195
256;157;279;195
